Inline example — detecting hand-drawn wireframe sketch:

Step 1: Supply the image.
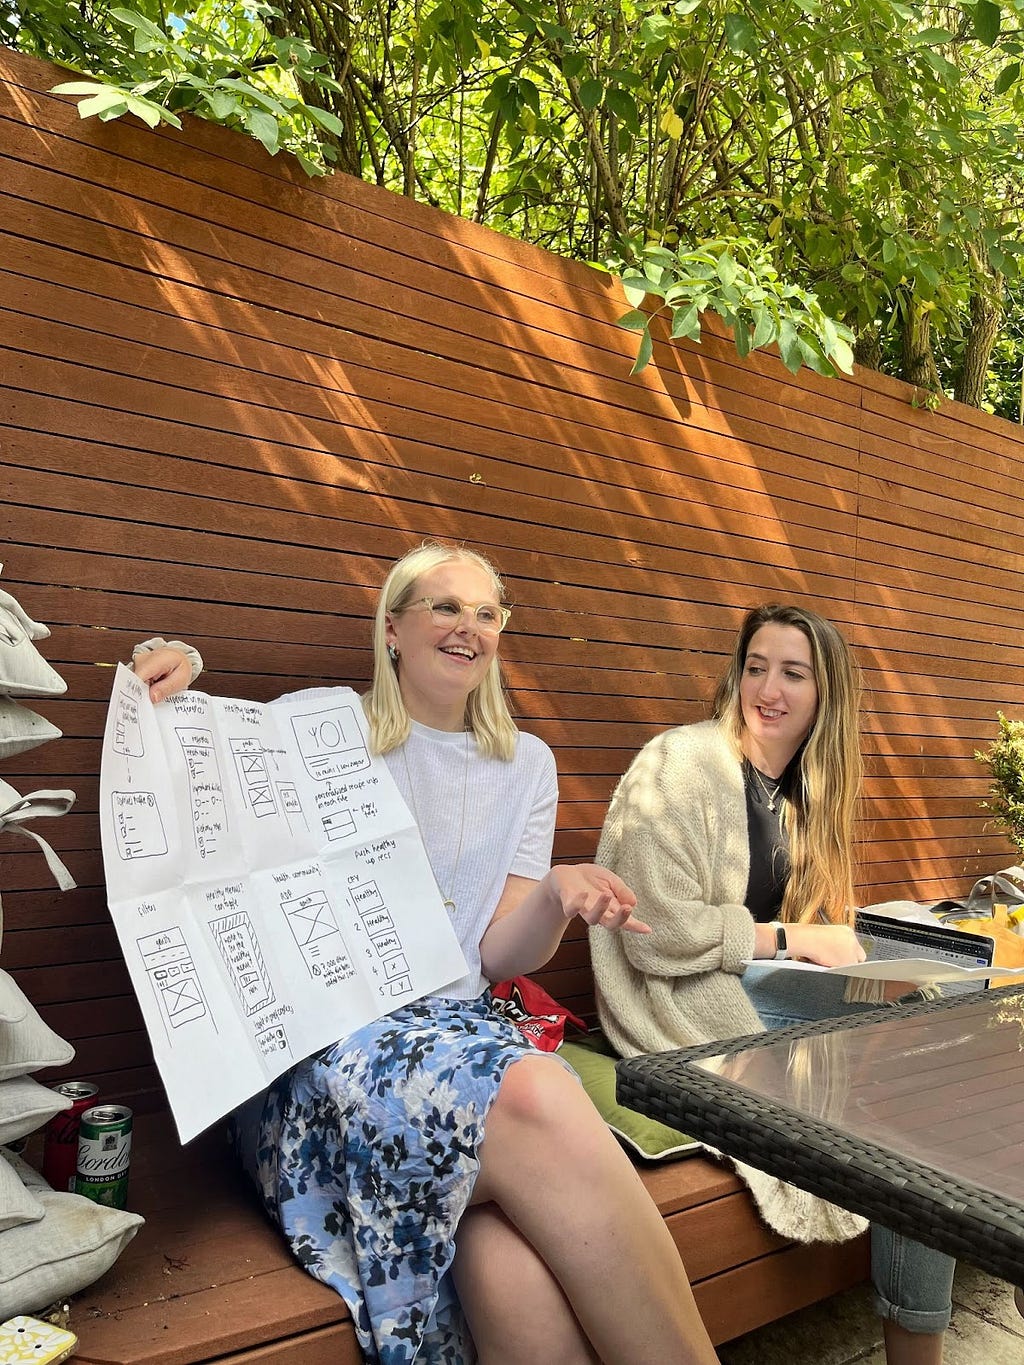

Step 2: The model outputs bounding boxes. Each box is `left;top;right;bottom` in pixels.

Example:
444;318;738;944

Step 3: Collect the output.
284;888;344;963
256;1023;290;1059
138;927;210;1033
176;726;228;859
100;666;468;1144
210;907;276;1015
230;737;278;818
111;790;167;859
290;704;369;781
351;880;412;994
112;687;145;756
277;782;307;836
323;809;357;842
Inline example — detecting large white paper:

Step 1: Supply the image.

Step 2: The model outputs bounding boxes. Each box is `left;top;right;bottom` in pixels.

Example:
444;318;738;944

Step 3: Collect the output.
742;958;1024;984
99;666;467;1142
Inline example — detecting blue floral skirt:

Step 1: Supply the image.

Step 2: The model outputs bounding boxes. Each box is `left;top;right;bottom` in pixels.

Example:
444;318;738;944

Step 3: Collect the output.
234;994;565;1365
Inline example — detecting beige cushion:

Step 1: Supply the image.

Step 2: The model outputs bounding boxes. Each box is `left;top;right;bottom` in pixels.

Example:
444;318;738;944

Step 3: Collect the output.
0;973;74;1079
0;1151;144;1315
0;1151;44;1231
0;1077;72;1146
0;596;66;698
0;700;62;757
0;973;28;1025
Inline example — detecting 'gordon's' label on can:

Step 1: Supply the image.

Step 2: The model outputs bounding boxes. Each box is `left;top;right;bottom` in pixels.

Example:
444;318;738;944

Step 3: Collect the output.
75;1105;133;1208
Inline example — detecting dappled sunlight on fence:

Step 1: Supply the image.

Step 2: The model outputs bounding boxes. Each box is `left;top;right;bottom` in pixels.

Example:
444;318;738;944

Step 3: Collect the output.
3;42;1024;1099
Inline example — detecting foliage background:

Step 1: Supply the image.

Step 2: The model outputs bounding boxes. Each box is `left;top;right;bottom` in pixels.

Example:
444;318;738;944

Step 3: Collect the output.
5;0;1024;413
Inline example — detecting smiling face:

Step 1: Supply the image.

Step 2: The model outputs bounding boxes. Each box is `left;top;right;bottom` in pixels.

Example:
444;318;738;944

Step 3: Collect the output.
384;559;502;730
739;622;819;774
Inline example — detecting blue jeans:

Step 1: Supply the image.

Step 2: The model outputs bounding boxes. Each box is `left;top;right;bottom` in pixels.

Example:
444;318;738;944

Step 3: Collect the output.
742;964;954;1333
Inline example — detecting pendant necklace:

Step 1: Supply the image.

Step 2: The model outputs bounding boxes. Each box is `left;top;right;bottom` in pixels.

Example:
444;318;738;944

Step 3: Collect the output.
401;730;470;913
747;760;783;814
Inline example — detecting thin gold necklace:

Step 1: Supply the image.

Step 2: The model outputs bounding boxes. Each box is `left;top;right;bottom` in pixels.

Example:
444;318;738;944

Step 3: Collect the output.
746;760;782;814
400;730;470;913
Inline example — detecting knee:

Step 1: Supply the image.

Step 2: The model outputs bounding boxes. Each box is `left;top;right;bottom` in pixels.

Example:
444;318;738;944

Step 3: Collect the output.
493;1057;599;1145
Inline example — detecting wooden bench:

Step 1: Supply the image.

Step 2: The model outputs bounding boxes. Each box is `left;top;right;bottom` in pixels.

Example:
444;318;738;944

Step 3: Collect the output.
62;959;869;1363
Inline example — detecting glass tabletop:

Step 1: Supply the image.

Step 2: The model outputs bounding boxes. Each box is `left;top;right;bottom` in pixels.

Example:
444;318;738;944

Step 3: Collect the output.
692;987;1024;1206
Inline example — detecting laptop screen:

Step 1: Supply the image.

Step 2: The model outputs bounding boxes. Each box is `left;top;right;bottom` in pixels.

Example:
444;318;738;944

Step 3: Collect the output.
855;911;995;996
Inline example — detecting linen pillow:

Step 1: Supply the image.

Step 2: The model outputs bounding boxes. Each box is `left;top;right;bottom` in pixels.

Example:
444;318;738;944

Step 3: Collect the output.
0;973;75;1079
0;700;62;758
0;1150;45;1232
0;1077;72;1147
559;1035;699;1162
0;972;28;1025
0;593;66;699
0;1150;144;1316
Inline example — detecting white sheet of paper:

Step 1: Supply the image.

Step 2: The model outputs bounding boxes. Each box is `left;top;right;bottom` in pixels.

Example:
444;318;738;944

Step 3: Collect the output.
99;666;468;1142
741;958;1024;984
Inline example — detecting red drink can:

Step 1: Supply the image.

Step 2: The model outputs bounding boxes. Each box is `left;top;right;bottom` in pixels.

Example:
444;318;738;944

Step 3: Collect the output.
42;1081;99;1192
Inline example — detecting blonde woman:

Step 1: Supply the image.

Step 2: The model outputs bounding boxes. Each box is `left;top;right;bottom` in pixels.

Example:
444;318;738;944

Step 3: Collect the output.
592;604;954;1365
132;543;718;1365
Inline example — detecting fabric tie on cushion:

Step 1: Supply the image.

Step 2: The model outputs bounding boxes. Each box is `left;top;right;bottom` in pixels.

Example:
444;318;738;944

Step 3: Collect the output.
0;779;77;950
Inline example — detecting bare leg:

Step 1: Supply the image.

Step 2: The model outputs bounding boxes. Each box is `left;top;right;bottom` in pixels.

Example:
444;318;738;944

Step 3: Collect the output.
882;1323;943;1365
471;1055;718;1365
454;1203;599;1365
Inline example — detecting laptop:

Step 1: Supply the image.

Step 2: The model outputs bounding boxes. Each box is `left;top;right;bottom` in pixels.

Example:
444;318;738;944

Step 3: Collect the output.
855;911;996;996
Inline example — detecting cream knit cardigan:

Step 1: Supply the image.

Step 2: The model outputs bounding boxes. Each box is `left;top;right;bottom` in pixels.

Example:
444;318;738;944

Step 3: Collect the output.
592;720;867;1244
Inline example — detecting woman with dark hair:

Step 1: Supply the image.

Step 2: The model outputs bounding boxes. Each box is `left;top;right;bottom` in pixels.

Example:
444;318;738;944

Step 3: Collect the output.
132;542;719;1365
592;603;954;1365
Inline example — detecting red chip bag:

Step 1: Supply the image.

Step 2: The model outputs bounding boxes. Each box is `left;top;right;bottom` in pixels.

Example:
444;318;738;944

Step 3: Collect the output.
490;976;587;1051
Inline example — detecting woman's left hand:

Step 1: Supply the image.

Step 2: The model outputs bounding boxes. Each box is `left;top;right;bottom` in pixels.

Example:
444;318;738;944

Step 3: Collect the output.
546;864;650;934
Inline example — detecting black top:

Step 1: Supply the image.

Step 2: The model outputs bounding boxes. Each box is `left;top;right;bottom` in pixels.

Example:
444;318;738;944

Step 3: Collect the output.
742;759;792;922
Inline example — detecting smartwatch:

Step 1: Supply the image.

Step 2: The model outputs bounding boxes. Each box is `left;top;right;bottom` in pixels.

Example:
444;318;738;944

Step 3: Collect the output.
769;922;789;960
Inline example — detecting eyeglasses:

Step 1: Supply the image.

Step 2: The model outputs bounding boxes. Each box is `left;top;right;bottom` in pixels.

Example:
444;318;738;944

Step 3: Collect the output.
409;596;512;634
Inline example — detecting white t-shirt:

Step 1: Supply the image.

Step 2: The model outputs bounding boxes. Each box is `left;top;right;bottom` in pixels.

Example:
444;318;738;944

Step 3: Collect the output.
274;691;559;999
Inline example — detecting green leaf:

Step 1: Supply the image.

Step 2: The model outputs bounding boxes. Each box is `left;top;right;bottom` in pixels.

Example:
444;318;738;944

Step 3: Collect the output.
717;253;738;286
751;305;775;348
202;90;238;120
77;89;131;119
994;61;1020;95
630;327;654;374
606;87;639;133
245;109;280;156
777;321;803;373
829;335;855;374
217;80;288;118
973;0;1001;45
305;105;345;136
618;308;650;331
640;15;673;47
723;13;757;54
881;237;898;264
51;81;113;96
670;303;700;339
622;279;651;307
578;79;603;111
123;94;164;128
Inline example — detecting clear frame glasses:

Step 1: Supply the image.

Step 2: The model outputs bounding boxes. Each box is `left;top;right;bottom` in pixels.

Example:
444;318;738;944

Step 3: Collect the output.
409;596;512;634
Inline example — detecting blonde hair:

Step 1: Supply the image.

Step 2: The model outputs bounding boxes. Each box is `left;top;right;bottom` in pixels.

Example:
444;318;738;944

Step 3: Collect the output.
713;604;862;926
363;542;519;761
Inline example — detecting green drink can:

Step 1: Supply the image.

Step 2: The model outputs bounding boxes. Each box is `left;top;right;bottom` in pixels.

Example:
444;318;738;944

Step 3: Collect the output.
74;1105;133;1208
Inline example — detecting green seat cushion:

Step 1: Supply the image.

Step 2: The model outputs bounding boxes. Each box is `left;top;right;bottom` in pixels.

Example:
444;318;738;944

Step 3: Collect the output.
558;1034;699;1162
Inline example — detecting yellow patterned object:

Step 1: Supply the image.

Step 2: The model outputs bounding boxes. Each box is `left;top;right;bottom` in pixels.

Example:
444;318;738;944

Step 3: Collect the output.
0;1317;77;1364
941;904;1024;989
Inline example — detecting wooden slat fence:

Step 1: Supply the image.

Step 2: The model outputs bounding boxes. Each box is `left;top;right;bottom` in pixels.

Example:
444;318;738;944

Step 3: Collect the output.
2;45;1023;1108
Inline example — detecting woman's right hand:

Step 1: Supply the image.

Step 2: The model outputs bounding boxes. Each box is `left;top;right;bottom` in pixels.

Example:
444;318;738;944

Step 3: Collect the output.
132;647;193;705
783;923;865;967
